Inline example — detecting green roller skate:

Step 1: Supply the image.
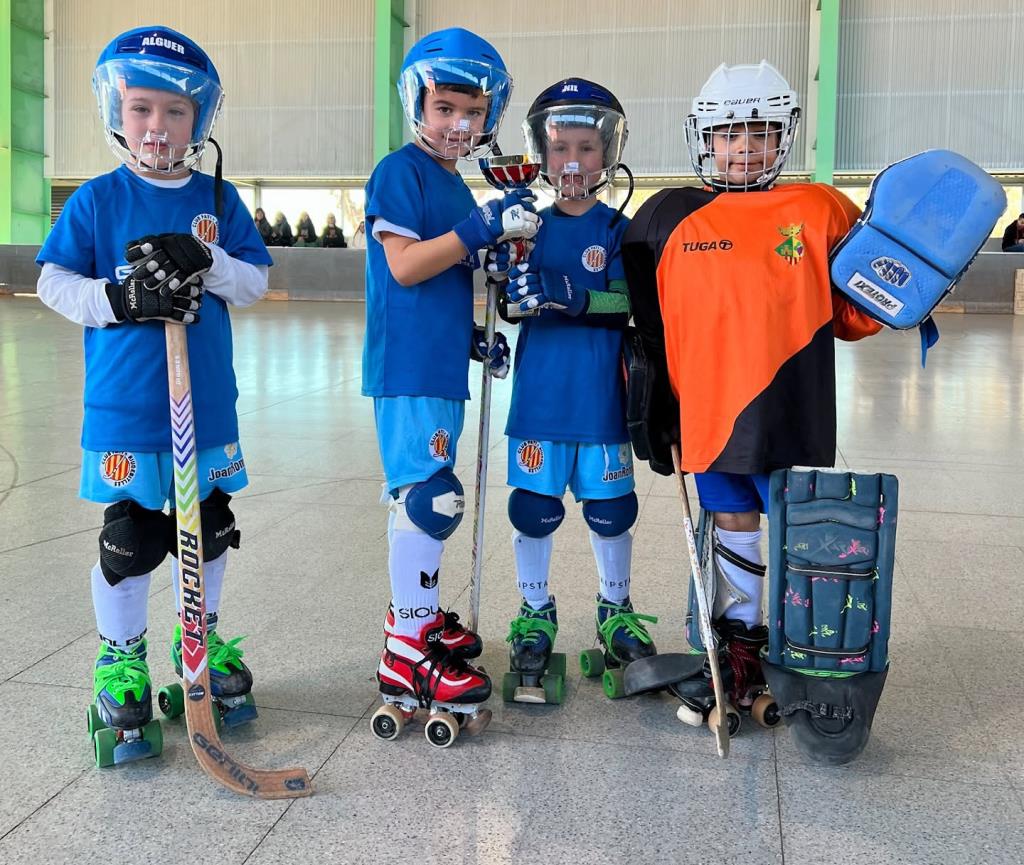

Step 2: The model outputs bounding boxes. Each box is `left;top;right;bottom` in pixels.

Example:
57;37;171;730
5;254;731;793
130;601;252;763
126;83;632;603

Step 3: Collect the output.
161;613;257;728
580;595;658;700
89;638;163;768
503;598;565;705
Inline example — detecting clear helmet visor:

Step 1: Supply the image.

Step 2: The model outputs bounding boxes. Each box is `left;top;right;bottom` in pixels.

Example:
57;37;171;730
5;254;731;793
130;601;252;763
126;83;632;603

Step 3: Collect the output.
524;105;627;199
684;111;799;191
397;58;513;160
92;58;223;174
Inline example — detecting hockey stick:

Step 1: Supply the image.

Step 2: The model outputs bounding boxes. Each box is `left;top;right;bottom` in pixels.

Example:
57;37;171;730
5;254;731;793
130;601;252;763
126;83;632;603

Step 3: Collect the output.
166;322;313;797
670;444;730;759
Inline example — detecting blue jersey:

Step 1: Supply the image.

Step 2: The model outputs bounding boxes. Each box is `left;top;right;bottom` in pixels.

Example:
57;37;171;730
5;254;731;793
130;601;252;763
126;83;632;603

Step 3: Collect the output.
37;166;272;452
506;202;630;444
362;143;478;401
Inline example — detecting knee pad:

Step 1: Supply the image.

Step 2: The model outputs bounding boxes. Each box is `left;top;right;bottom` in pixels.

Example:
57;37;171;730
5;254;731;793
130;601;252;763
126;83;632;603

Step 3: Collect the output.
98;500;174;586
508;488;564;538
169;488;241;562
395;467;465;540
583;492;638;537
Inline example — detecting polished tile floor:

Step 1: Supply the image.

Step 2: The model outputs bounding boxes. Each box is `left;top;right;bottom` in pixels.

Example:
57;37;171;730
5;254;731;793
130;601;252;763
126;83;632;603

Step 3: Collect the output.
1;297;1022;864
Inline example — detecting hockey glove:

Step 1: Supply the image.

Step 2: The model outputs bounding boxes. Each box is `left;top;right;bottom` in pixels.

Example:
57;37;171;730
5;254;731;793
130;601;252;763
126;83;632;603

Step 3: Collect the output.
506;263;588;317
470;326;510;379
453;189;540;253
105;273;203;325
124;233;213;295
483;240;531;282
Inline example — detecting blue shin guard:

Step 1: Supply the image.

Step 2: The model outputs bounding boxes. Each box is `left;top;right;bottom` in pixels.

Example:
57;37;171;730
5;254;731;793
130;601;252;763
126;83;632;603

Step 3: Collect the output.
762;468;898;765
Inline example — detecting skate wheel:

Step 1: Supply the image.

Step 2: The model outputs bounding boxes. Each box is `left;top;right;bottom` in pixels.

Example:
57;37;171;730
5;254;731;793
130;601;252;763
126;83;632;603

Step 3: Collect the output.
86;703;106;736
460;708;492;736
502;671;521;703
602;667;626;700
370;704;406;741
548;652;567;679
752;693;782;728
709;703;742;738
142;718;163;757
425;712;459;749
541;673;564;705
580;648;605;678
93;728;117;768
157;683;184;719
676;704;705;728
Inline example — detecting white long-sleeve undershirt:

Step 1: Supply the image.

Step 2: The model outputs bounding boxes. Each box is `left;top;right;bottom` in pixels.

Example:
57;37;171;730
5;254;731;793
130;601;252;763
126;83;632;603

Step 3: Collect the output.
36;244;268;328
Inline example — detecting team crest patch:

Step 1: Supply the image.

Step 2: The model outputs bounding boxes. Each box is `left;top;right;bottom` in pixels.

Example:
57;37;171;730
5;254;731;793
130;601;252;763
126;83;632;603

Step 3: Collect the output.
429;429;451;462
774;224;805;265
100;452;137;487
581;245;607;273
516;440;544;474
191;213;219;245
871;256;912;288
224;442;238;460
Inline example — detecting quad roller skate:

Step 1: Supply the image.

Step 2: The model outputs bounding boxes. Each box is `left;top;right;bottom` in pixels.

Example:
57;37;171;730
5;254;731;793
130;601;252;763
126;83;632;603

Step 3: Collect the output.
669;618;780;737
384;604;482;659
503;598;565;705
88;638;163;767
371;614;492;749
579;595;658;700
158;613;257;729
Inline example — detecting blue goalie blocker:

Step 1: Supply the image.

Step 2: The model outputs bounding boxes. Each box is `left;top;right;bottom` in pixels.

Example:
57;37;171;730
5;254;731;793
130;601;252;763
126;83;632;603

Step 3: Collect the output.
830;149;1006;363
762;468;898;765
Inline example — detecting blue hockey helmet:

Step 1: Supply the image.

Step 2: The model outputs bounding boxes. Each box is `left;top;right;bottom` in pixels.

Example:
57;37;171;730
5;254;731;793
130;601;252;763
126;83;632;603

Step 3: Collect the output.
397;28;512;160
92;26;224;174
523;78;628;199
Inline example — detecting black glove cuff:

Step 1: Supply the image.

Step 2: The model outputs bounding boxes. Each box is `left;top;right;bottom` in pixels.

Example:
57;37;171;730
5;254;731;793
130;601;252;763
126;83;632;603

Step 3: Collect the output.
105;282;127;322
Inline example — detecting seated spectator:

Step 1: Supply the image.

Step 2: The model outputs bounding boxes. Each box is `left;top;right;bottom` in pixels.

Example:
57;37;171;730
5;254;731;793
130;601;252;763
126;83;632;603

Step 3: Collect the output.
350;219;367;250
294;211;318;247
270;211;294;247
1002;213;1024;252
254;207;273;245
321;212;347;248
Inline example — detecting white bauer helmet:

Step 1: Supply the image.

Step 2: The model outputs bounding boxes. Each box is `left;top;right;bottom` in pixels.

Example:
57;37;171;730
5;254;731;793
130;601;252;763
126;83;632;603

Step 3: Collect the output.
685;60;800;190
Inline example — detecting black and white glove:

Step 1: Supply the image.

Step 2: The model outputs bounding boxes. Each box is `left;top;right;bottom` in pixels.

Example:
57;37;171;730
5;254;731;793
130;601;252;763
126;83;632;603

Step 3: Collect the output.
105;273;203;325
470;326;510;379
123;233;214;294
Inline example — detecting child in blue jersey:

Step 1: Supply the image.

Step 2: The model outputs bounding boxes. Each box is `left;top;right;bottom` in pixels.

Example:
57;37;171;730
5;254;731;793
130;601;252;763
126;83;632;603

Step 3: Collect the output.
35;26;272;763
364;28;540;722
490;79;657;696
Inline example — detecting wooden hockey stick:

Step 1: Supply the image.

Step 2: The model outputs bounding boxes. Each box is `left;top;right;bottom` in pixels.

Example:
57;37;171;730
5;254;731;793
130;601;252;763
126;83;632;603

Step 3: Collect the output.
166;322;313;797
671;444;730;759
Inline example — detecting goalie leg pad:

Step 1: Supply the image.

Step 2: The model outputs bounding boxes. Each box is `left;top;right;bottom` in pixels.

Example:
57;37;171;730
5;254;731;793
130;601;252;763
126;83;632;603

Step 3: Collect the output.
763;467;899;765
98;500;173;586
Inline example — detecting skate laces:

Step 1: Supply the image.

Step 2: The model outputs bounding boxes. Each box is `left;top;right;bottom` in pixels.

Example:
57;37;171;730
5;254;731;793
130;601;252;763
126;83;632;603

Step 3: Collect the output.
94;644;150;704
506;613;557;647
172;623;246;673
597;602;657;645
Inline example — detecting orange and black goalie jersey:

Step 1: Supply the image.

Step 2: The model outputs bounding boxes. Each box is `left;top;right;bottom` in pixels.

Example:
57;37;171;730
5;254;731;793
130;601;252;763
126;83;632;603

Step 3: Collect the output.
622;183;881;476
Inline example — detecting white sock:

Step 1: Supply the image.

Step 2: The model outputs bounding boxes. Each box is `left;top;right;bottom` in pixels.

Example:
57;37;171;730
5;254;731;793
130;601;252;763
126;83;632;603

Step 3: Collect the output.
171;550;228;619
389;528;443;638
512;530;553;609
590;530;632;604
713;527;765;627
91;561;150;645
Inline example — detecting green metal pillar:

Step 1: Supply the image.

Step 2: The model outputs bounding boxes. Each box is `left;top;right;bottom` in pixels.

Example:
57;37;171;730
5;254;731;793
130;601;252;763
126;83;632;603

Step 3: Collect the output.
812;0;840;184
374;0;407;164
1;0;49;243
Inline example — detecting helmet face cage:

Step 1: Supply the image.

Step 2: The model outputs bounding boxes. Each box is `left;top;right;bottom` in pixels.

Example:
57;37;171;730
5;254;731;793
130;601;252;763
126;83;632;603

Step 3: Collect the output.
92;56;223;175
524;104;627;200
398;58;513;160
684;109;799;190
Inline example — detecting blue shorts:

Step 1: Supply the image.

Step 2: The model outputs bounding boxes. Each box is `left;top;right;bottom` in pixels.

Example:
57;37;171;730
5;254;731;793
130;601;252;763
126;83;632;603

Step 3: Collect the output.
694;471;771;514
507;439;635;502
374;396;465;490
80;442;249;510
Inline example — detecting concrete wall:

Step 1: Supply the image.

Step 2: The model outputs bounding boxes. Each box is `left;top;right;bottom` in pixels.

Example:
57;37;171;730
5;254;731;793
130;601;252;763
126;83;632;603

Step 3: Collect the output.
3;244;1020;312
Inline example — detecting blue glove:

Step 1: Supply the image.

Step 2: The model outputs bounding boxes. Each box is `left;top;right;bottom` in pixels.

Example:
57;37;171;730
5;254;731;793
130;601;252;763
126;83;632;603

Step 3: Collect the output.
506;263;588;317
471;326;510;379
483;240;526;282
453;189;540;254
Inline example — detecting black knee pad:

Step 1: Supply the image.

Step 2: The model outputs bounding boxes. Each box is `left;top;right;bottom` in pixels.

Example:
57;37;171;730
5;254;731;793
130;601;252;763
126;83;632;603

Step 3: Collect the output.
98;500;173;586
169;488;241;562
583;492;638;537
508;488;564;538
